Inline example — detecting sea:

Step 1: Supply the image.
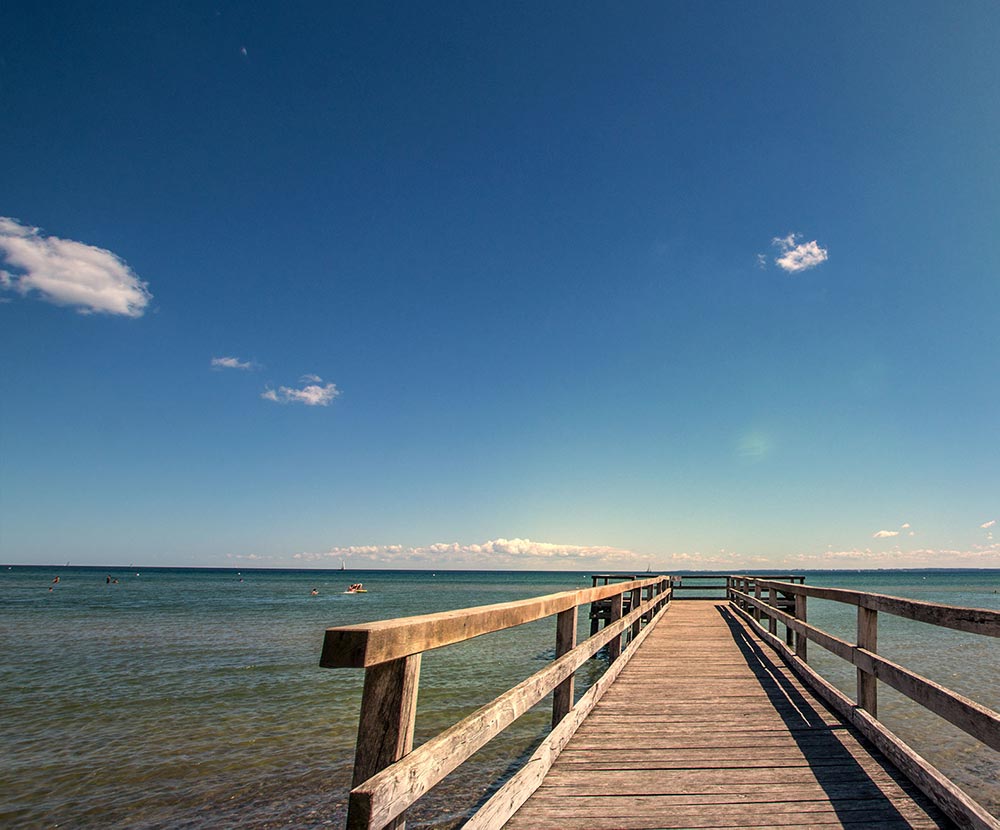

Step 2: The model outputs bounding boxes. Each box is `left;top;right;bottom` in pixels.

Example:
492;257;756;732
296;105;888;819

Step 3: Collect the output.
1;566;998;828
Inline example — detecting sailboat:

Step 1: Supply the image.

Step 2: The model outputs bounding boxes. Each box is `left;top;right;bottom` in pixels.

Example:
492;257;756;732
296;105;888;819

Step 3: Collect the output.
340;560;346;571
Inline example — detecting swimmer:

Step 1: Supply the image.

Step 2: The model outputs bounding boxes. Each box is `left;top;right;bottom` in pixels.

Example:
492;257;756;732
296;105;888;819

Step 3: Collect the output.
310;588;319;596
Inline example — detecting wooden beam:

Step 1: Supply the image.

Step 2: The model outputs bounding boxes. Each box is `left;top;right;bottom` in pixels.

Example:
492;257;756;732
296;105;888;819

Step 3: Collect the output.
552;607;577;728
857;605;878;717
322;578;664;668
607;592;624;662
347;654;421;830
742;579;1000;637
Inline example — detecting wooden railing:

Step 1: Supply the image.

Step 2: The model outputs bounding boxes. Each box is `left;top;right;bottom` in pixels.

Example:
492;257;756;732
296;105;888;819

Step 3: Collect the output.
727;575;1000;829
321;576;672;830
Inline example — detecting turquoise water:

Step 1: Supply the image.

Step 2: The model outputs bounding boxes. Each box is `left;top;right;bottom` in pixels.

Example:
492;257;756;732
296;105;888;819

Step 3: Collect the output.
1;567;997;827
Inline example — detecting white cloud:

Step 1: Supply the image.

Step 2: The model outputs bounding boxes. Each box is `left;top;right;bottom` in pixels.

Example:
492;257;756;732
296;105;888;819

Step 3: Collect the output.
300;373;323;383
772;233;829;273
793;543;1000;568
981;520;996;529
900;523;911;529
291;537;645;568
211;356;254;370
873;530;899;538
261;376;340;406
0;217;151;316
755;253;767;269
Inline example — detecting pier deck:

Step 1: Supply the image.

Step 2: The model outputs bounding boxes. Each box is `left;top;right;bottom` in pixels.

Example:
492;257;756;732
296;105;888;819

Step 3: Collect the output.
506;601;951;829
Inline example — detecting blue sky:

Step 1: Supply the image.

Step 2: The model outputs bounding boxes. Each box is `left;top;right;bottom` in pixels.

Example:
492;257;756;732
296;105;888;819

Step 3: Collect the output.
1;2;997;570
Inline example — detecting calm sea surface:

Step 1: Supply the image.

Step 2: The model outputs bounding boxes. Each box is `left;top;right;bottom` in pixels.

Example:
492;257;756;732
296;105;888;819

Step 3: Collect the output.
1;567;998;827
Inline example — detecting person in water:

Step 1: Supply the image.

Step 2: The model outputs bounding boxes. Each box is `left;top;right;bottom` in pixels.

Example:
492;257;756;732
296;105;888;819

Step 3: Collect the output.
310;588;319;596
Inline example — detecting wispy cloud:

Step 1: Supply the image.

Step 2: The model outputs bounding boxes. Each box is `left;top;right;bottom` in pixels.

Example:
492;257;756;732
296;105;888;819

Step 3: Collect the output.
772;233;829;274
262;375;340;406
211;356;255;370
981;520;996;529
873;530;899;538
0;217;151;316
794;543;1000;568
292;538;641;567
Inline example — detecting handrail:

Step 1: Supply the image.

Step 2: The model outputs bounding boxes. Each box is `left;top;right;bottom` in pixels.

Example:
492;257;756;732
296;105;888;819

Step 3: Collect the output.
321;577;665;667
322;576;673;830
726;574;1000;829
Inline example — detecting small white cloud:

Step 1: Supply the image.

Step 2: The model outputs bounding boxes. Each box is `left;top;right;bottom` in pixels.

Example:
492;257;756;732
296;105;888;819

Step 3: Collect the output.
873;530;899;539
755;253;767;269
900;523;911;529
772;233;829;273
0;217;151;316
981;519;996;529
262;377;340;406
240;46;248;56
300;373;323;383
211;356;254;370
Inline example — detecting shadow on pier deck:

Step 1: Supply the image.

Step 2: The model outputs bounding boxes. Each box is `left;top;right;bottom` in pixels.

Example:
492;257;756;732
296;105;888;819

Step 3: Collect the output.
507;600;949;829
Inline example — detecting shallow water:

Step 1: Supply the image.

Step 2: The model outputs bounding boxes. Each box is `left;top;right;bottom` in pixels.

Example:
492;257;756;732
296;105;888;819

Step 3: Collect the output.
1;566;997;827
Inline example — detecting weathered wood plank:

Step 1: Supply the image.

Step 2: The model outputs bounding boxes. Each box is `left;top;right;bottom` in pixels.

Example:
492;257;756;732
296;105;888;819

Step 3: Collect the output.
321;577;666;667
745;579;1000;636
550;606;576;728
347;654;420;830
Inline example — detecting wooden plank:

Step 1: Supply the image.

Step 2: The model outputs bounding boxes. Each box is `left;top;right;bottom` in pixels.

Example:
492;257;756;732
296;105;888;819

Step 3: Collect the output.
747;579;1000;636
321;577;665;667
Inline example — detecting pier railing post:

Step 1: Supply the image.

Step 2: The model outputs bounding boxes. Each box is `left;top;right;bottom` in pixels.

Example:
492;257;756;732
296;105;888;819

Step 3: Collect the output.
607;590;624;662
552;607;578;728
857;605;878;717
630;586;642;642
753;581;762;622
794;594;808;662
767;586;778;636
348;654;421;830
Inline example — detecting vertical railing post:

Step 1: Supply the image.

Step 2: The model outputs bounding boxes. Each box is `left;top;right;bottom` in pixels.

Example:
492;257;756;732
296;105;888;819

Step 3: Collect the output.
783;590;794;647
767;586;778;635
753;581;762;622
794;594;808;662
857;604;878;717
630;585;642;641
607;590;624;662
348;654;422;830
552;606;578;728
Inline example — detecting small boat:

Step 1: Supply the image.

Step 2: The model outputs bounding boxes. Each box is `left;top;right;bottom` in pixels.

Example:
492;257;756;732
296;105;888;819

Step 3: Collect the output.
344;583;368;594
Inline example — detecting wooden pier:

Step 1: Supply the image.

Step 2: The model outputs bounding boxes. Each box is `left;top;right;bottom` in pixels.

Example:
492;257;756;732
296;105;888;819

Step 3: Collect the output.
321;575;1000;830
